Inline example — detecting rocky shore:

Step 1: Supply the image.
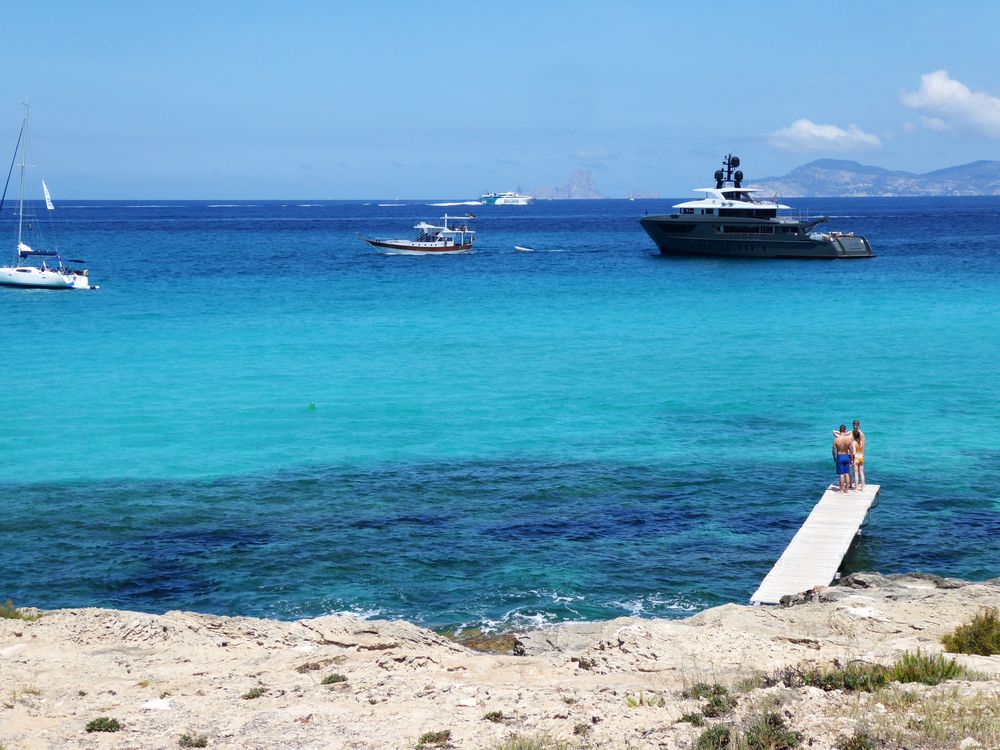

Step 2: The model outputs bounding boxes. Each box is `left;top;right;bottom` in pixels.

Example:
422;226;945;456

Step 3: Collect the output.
2;573;998;749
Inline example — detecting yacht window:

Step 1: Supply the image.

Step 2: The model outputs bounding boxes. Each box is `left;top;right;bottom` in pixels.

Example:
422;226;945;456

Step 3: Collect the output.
16;268;31;272
681;208;694;214
702;208;715;215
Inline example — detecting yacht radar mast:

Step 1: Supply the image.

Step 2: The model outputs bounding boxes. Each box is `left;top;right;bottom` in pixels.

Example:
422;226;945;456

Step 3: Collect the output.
714;154;744;190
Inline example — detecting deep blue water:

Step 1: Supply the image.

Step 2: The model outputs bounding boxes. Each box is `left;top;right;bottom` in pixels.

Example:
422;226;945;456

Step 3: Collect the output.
1;197;998;630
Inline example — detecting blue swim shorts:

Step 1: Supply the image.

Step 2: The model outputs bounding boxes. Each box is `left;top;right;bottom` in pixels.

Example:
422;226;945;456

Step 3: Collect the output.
836;454;852;475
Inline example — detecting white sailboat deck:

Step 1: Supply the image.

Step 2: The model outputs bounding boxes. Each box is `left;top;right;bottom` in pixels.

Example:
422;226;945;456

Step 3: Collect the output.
750;484;881;605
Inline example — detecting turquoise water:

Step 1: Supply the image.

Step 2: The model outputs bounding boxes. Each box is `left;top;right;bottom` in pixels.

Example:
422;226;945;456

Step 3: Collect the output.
2;198;998;629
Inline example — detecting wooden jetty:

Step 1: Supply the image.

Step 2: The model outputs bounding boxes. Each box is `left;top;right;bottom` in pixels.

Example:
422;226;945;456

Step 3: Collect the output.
750;484;881;605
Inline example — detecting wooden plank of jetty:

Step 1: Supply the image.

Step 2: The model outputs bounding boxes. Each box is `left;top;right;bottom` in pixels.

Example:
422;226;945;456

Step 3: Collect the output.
750;484;881;605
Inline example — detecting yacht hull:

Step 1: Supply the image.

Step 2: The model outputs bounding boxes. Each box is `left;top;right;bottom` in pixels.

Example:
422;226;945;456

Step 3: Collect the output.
0;266;96;289
639;217;873;259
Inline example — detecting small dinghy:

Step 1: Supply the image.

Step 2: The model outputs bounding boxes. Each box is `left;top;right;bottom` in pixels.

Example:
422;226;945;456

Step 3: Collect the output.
514;245;535;253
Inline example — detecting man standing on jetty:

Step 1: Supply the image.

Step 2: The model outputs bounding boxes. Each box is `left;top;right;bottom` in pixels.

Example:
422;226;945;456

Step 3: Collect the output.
832;425;854;493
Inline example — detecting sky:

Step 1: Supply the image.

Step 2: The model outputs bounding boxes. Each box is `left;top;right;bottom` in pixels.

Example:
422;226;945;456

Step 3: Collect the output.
3;0;999;199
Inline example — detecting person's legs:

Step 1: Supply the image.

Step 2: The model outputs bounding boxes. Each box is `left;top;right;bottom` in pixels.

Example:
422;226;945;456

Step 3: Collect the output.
858;460;865;490
837;455;851;492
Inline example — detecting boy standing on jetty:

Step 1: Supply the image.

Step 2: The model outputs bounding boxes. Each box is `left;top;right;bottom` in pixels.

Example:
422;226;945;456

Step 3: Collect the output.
832;425;854;493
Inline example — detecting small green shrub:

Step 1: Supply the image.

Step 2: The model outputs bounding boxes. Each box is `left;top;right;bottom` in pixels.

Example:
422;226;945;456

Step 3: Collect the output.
0;599;40;621
696;724;732;750
941;607;1000;656
702;691;737;717
735;674;764;693
682;682;729;700
774;651;965;694
573;722;590;736
85;716;122;733
680;712;706;726
744;711;801;750
491;736;568;750
241;687;266;699
483;710;504;722
179;734;209;748
888;650;965;685
417;729;451;748
321;672;347;685
802;663;891;692
838;729;878;750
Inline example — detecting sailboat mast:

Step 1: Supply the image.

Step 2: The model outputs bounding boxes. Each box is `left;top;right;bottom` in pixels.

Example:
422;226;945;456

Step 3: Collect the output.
16;104;28;264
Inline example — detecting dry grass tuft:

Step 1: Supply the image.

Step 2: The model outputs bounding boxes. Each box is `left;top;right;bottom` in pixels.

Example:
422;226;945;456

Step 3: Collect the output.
844;684;1000;748
0;599;41;621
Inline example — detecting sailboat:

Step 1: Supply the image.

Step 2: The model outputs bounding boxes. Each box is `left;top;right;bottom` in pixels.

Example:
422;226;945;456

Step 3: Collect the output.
0;104;97;290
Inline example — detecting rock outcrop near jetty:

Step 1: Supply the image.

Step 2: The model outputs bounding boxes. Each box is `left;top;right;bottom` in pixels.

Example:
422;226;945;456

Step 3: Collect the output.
2;574;998;749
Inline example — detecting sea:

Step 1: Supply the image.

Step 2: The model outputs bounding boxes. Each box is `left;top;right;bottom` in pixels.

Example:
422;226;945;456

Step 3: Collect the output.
1;197;998;632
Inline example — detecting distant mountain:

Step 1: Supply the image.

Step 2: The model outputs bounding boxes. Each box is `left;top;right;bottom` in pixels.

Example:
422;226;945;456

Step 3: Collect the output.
751;159;1000;197
534;169;607;199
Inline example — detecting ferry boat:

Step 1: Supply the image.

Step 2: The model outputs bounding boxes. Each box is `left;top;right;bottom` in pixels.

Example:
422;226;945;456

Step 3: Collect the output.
639;154;873;259
365;214;475;255
480;191;533;206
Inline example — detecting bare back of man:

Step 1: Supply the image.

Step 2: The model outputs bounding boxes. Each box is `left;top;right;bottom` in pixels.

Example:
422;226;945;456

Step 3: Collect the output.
832;426;854;493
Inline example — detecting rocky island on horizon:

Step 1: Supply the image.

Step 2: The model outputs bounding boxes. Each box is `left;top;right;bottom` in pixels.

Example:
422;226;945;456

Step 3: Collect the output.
533;169;608;200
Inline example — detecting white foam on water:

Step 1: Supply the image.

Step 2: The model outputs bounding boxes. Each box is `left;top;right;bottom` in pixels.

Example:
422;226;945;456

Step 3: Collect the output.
428;201;481;207
610;593;702;617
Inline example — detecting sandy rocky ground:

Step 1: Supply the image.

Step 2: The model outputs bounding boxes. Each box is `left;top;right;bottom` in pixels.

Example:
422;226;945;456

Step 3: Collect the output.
1;573;999;750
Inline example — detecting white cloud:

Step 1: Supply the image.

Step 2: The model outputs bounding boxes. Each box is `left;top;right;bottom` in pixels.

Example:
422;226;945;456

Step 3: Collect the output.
900;70;1000;137
768;119;881;152
920;116;950;132
901;121;917;134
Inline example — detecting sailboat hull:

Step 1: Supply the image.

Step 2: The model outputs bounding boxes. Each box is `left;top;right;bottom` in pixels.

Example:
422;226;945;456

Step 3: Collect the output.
0;266;95;289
